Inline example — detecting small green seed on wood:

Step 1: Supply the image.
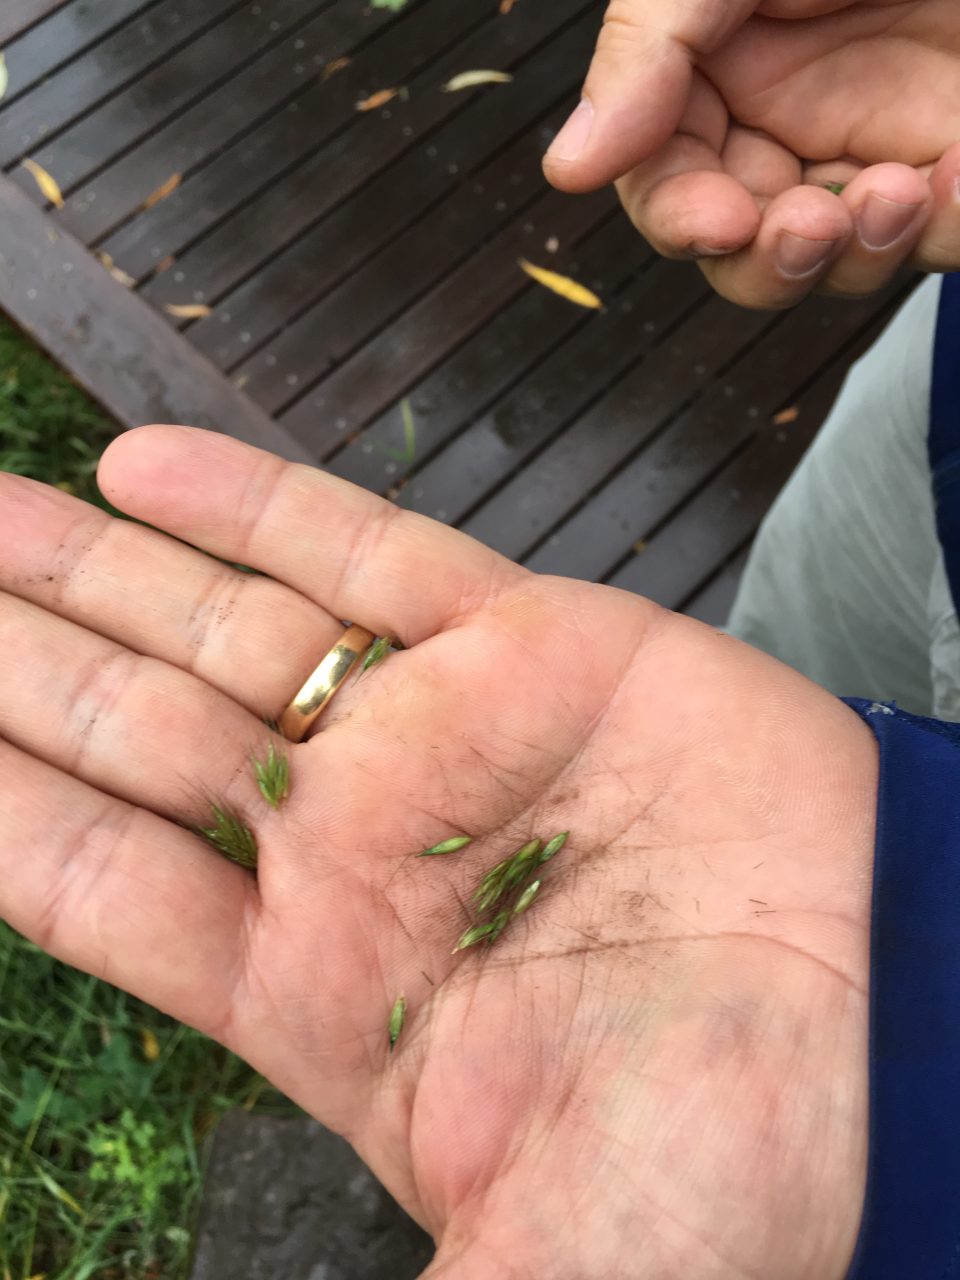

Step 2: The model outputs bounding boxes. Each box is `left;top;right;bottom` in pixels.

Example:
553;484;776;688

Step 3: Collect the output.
417;835;473;858
389;995;406;1053
537;831;569;866
514;880;541;915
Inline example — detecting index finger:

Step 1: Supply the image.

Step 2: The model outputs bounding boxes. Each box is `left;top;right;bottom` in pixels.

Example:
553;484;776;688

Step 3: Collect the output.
97;426;524;644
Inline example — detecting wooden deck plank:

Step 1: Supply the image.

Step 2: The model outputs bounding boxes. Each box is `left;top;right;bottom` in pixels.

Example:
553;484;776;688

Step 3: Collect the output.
4;0;327;197
233;96;588;412
607;305;900;607
681;547;751;626
0;0;249;170
98;0;493;278
522;280;911;582
185;5;600;370
278;184;617;457
460;293;775;560
0;0;68;47
327;213;642;495
64;0;433;246
141;0;594;318
0;175;310;463
393;257;709;528
0;0;153;101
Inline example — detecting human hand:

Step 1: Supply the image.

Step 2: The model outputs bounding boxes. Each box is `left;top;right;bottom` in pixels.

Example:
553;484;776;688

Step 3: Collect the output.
544;0;960;308
0;427;877;1278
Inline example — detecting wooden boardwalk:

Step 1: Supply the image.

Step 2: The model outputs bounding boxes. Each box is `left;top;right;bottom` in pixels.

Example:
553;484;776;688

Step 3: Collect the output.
0;0;914;623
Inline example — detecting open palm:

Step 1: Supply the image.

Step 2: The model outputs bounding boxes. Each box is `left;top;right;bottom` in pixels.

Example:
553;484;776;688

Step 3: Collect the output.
546;0;960;307
0;428;877;1278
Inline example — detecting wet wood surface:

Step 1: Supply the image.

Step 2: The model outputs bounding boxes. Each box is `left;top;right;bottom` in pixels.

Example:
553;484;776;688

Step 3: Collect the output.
0;0;911;616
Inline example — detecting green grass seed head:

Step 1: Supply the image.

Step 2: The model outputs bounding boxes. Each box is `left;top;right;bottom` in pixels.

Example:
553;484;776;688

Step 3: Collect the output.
252;741;290;809
196;803;258;870
417;835;473;858
389;995;406;1053
537;831;569;866
361;635;394;675
513;880;541;915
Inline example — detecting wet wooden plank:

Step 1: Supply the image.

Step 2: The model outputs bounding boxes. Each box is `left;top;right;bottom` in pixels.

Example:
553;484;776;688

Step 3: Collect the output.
0;0;152;102
682;547;751;627
0;0;68;47
5;0;326;198
140;0;595;316
279;184;617;458
609;296;908;608
63;0;418;246
460;292;776;561
0;0;248;170
521;280;911;582
327;213;643;496
0;176;310;463
393;256;708;528
184;5;600;370
233;96;587;412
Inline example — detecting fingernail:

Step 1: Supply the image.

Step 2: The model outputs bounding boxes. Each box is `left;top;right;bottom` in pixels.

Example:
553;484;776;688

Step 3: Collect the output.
546;98;594;164
776;232;835;279
858;194;921;250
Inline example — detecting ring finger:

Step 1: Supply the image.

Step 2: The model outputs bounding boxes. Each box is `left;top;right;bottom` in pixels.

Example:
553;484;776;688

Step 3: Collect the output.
0;470;345;719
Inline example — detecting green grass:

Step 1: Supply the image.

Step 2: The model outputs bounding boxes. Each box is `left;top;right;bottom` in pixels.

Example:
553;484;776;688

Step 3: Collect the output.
0;317;287;1279
0;315;117;506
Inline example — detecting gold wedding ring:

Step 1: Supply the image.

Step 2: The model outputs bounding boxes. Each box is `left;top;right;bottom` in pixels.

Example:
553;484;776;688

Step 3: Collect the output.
279;624;376;742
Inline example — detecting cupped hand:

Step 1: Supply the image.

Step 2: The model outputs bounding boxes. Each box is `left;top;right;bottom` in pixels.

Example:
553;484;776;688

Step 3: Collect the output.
544;0;960;308
0;427;877;1278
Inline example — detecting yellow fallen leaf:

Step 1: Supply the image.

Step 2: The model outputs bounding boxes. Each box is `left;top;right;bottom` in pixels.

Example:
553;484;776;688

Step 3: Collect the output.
499;0;518;11
141;172;181;210
323;56;351;80
356;87;400;111
772;406;800;426
22;158;64;209
99;252;136;288
141;1027;161;1061
518;259;603;310
442;70;513;93
0;53;8;102
164;302;212;319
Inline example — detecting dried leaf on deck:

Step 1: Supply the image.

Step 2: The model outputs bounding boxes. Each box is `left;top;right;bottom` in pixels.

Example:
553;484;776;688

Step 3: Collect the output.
22;158;65;209
499;0;519;11
164;302;213;319
442;70;513;93
356;87;400;112
323;56;351;80
518;259;603;310
99;252;136;288
772;406;800;426
142;172;181;210
0;53;8;102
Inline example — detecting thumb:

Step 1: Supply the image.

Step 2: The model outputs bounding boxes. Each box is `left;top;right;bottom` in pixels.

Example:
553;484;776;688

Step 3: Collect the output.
543;0;759;193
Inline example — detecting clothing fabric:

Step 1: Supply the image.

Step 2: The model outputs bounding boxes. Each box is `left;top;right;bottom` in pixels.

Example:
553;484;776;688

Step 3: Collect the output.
727;276;960;720
726;275;960;1278
842;700;960;1280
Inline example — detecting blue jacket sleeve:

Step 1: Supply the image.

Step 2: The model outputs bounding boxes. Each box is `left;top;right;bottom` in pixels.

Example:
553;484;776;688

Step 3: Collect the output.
843;698;960;1279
